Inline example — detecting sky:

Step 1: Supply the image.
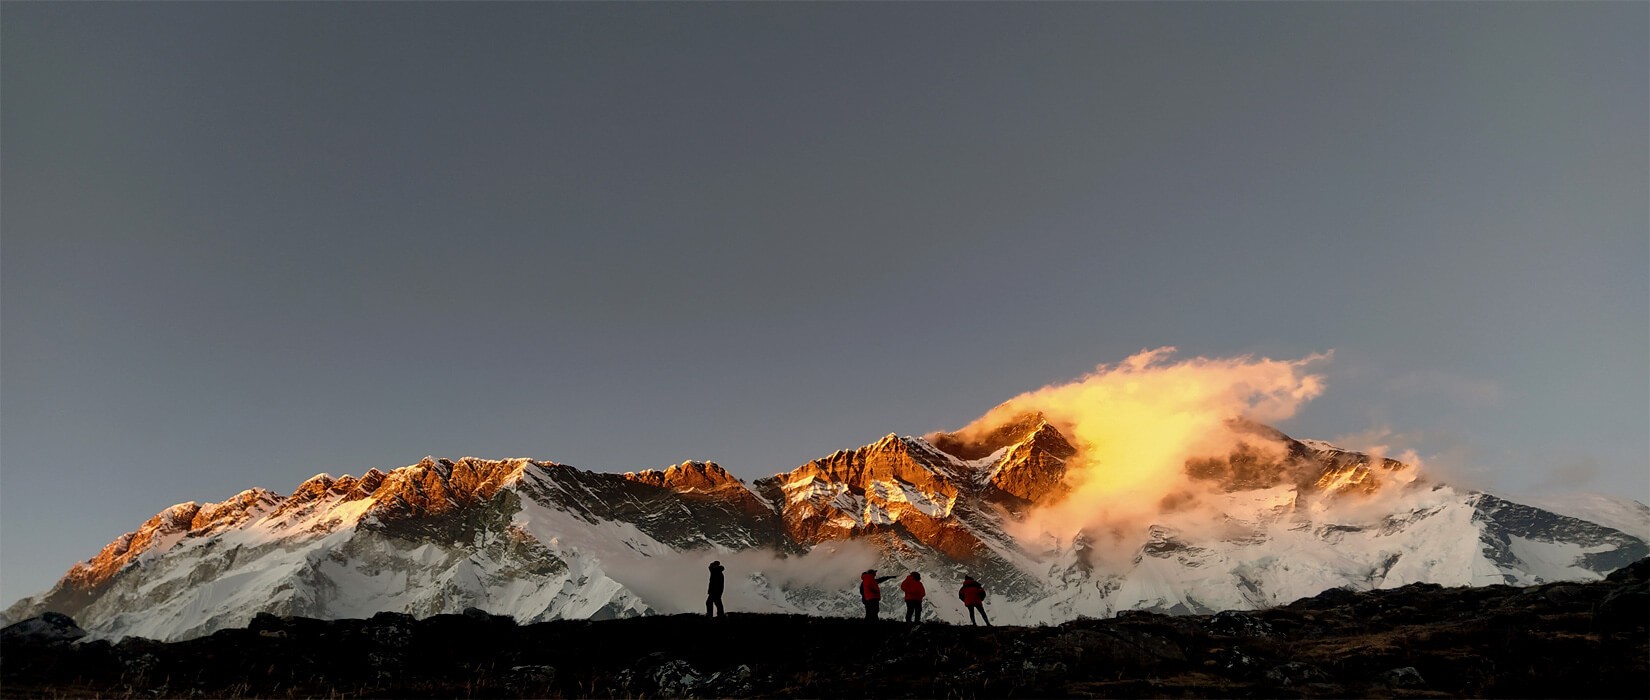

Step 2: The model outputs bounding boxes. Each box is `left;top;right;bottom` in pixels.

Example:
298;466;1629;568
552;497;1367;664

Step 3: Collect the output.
2;3;1645;604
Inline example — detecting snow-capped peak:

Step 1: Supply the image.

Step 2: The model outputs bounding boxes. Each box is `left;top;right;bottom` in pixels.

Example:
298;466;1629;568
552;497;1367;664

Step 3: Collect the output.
8;426;1644;643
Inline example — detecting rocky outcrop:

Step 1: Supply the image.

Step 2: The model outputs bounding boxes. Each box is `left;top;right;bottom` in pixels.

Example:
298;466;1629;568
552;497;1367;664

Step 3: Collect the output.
1300;440;1414;495
755;433;1008;572
623;461;742;492
189;488;283;534
366;457;537;519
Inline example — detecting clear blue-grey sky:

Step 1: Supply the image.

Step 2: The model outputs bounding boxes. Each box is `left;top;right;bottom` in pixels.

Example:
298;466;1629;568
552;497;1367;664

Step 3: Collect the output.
3;3;1645;603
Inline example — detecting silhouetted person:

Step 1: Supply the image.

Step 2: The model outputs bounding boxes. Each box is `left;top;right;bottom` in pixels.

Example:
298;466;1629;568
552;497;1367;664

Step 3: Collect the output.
860;569;895;620
901;572;926;622
706;561;725;618
960;575;991;626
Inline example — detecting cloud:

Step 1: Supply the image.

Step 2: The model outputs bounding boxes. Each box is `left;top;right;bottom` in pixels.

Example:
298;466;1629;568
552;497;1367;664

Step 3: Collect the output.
951;347;1331;562
1329;425;1427;470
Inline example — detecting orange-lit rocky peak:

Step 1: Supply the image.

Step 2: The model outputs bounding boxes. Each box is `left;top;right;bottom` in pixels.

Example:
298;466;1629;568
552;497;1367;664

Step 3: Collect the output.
65;489;284;594
293;473;336;498
764;433;976;553
269;473;342;520
783;434;958;498
353;468;387;497
928;410;1052;461
624;461;742;492
989;420;1078;504
1304;441;1416;496
158;501;203;529
1018;420;1076;456
1181;421;1418;495
367;457;536;518
189;488;281;533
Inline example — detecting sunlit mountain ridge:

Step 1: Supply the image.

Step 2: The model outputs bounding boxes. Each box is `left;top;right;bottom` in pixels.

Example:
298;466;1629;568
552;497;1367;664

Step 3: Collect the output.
6;417;1645;642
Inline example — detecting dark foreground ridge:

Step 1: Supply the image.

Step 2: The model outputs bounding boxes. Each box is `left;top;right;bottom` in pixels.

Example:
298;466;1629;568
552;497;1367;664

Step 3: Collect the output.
5;559;1647;699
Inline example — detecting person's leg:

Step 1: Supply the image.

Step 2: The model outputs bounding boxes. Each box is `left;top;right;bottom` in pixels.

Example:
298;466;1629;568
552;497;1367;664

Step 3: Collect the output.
713;596;724;617
980;606;991;626
706;596;714;617
968;605;978;625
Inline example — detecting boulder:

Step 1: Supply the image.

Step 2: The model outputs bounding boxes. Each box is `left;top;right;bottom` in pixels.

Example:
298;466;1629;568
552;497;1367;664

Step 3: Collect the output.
1206;610;1277;638
1378;666;1426;688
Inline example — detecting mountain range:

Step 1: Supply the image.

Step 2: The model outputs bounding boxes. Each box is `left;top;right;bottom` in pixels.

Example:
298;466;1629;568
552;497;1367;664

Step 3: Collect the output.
6;413;1646;641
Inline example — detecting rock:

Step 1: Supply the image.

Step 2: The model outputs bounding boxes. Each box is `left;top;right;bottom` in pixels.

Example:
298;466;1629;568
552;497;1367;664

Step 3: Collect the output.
363;611;416;649
1206;610;1276;638
620;653;707;698
0;612;86;644
1210;646;1263;677
1378;666;1425;688
649;659;705;698
366;620;412;648
1046;626;1187;674
702;664;754;696
366;651;404;680
1265;661;1329;686
122;651;161;677
1018;657;1069;681
506;664;557;692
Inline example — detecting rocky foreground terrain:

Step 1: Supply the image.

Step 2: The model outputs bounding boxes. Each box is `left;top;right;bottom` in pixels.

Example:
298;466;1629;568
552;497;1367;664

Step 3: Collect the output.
5;558;1646;699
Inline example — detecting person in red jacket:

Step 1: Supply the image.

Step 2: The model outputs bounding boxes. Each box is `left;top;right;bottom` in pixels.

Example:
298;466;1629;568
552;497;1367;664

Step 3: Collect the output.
959;575;991;626
859;569;895;620
900;572;927;622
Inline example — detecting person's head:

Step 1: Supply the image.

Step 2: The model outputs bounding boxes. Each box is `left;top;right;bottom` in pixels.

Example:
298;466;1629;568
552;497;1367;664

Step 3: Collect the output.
964;575;975;582
710;560;721;568
911;572;921;580
865;569;876;576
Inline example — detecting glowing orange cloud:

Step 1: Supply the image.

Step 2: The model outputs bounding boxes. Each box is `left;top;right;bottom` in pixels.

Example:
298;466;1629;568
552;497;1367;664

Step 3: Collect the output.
954;347;1330;552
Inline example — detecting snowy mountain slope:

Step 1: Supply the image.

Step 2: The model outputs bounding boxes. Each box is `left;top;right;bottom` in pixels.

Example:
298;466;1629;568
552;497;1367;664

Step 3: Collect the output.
7;423;1646;642
1521;492;1650;541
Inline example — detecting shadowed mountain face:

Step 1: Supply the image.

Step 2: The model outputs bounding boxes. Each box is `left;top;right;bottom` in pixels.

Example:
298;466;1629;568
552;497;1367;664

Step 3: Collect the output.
5;559;1646;698
6;419;1647;642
